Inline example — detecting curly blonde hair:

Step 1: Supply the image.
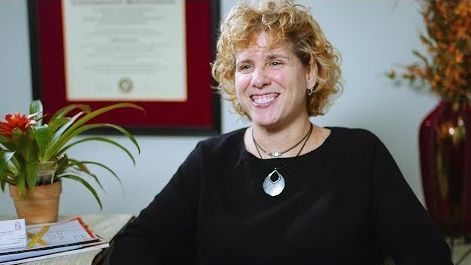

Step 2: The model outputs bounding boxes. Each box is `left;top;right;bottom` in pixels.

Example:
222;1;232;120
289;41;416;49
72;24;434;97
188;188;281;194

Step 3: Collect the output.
212;0;342;117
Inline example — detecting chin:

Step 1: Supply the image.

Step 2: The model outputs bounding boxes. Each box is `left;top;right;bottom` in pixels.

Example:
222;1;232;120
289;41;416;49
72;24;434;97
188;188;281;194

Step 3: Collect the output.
252;117;280;128
249;108;277;121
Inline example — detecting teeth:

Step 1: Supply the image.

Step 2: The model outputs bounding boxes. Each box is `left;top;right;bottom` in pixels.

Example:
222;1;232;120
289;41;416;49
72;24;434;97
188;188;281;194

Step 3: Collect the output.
253;95;275;104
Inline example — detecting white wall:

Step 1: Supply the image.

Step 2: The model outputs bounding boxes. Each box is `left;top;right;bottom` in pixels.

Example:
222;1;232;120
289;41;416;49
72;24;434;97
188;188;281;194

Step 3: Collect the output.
0;0;439;216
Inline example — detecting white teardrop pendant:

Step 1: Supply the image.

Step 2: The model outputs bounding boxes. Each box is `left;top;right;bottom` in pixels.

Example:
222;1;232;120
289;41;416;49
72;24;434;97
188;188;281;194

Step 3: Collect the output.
263;169;285;196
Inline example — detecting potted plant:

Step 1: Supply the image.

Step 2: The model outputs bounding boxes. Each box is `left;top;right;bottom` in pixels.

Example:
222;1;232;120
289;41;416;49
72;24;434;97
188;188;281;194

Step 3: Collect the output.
0;100;142;224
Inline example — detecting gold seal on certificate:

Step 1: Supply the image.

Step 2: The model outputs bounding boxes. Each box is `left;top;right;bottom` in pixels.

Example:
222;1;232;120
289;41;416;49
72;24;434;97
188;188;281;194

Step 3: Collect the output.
118;78;133;94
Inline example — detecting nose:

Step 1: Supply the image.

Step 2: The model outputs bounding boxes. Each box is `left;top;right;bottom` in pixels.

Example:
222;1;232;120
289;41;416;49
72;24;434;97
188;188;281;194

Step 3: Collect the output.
250;67;270;89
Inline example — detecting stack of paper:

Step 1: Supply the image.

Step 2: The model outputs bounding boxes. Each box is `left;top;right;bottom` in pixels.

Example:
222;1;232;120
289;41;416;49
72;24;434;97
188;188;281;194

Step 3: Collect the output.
0;219;27;251
0;217;109;265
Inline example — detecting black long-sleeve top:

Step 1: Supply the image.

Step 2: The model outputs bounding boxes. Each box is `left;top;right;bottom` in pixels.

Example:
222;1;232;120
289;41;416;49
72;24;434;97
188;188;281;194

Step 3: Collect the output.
110;127;452;265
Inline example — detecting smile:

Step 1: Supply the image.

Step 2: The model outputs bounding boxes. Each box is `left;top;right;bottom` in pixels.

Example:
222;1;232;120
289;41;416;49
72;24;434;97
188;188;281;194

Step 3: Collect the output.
251;93;279;106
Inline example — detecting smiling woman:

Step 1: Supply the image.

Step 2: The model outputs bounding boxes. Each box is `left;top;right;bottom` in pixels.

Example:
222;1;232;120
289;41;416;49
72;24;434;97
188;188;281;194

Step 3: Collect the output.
213;0;341;119
110;1;453;264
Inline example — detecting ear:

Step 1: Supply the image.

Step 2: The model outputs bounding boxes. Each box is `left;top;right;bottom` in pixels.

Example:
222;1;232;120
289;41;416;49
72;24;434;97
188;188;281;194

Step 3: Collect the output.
305;60;318;90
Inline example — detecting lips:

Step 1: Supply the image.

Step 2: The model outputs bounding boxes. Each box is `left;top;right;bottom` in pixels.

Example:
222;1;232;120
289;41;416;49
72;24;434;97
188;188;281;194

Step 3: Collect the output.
251;93;279;106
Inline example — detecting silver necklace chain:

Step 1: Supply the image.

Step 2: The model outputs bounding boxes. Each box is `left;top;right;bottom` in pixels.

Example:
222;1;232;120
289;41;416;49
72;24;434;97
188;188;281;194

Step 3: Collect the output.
252;124;313;196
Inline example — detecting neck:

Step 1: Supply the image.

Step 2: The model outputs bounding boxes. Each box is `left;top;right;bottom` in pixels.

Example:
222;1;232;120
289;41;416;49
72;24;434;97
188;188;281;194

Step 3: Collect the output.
251;119;313;157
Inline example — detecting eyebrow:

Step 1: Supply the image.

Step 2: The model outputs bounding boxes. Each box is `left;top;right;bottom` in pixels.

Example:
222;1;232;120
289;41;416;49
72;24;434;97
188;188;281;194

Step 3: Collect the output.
235;58;252;65
266;54;291;61
236;53;291;64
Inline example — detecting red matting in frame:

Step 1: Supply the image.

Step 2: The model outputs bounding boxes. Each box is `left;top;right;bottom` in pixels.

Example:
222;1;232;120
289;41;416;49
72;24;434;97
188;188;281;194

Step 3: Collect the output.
28;0;220;135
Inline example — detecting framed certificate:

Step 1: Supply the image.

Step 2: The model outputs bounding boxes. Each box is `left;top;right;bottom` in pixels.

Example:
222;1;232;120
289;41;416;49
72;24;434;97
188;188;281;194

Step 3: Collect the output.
28;0;220;135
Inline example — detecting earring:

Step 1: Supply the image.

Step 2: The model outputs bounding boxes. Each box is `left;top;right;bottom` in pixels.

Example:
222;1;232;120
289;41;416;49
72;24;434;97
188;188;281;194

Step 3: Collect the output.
308;86;315;96
308;81;319;96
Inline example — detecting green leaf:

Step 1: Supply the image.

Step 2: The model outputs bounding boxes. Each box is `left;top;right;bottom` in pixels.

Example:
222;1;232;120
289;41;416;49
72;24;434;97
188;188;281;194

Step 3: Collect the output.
29;100;44;126
55;103;142;146
29;100;43;115
0;135;9;145
47;117;68;135
0;151;14;173
11;128;37;163
69;165;105;191
25;161;38;189
58;174;103;209
49;104;91;122
82;171;104;191
1;140;15;151
0;143;7;151
48;123;137;162
61;159;104;189
31;125;50;160
45;103;142;161
59;136;136;165
9;156;20;175
0;151;15;186
44;112;84;160
51;112;84;142
70;159;125;196
101;124;140;154
11;128;27;148
16;174;26;198
70;159;121;184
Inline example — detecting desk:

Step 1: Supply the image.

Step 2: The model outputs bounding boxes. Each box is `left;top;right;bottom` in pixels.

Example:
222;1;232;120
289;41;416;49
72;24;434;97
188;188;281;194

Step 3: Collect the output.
1;214;133;265
452;239;471;265
5;215;469;264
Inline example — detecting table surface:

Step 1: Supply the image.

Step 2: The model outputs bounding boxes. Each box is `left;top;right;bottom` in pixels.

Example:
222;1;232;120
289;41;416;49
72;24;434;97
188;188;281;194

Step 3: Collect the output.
1;214;133;265
451;238;471;265
3;214;471;264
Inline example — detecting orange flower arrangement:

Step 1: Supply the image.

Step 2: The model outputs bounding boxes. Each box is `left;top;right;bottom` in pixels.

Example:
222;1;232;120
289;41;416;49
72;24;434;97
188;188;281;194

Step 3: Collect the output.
388;0;471;102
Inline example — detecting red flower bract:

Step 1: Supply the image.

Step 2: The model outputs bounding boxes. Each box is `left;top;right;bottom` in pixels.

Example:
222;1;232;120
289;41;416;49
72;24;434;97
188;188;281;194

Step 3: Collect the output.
0;112;36;138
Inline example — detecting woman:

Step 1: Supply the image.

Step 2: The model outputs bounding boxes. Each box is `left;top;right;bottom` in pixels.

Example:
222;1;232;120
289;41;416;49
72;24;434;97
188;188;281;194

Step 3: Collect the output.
111;1;452;264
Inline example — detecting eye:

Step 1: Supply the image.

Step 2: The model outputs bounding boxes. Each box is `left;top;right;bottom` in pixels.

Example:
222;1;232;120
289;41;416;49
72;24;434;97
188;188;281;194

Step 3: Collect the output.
269;61;284;68
237;64;252;73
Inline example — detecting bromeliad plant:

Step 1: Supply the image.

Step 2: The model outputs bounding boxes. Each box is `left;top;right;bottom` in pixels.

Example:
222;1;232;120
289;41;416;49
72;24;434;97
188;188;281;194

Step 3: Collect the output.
0;100;142;208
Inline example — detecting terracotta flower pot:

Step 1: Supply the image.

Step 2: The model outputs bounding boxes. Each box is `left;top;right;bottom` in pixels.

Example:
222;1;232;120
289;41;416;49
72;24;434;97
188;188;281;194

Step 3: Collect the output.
9;181;62;225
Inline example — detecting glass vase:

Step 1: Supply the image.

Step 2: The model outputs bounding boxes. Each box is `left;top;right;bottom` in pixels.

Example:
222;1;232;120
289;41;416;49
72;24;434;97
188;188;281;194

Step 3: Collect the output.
419;100;471;237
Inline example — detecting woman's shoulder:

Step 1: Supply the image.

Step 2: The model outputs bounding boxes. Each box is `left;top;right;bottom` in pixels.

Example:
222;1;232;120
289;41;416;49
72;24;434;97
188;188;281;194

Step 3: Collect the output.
326;127;378;140
327;126;383;150
196;127;246;154
322;127;393;166
329;126;378;139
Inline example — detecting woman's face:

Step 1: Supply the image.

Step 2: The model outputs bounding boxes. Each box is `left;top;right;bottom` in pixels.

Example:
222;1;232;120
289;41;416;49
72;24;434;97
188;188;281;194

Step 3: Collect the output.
234;32;316;130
